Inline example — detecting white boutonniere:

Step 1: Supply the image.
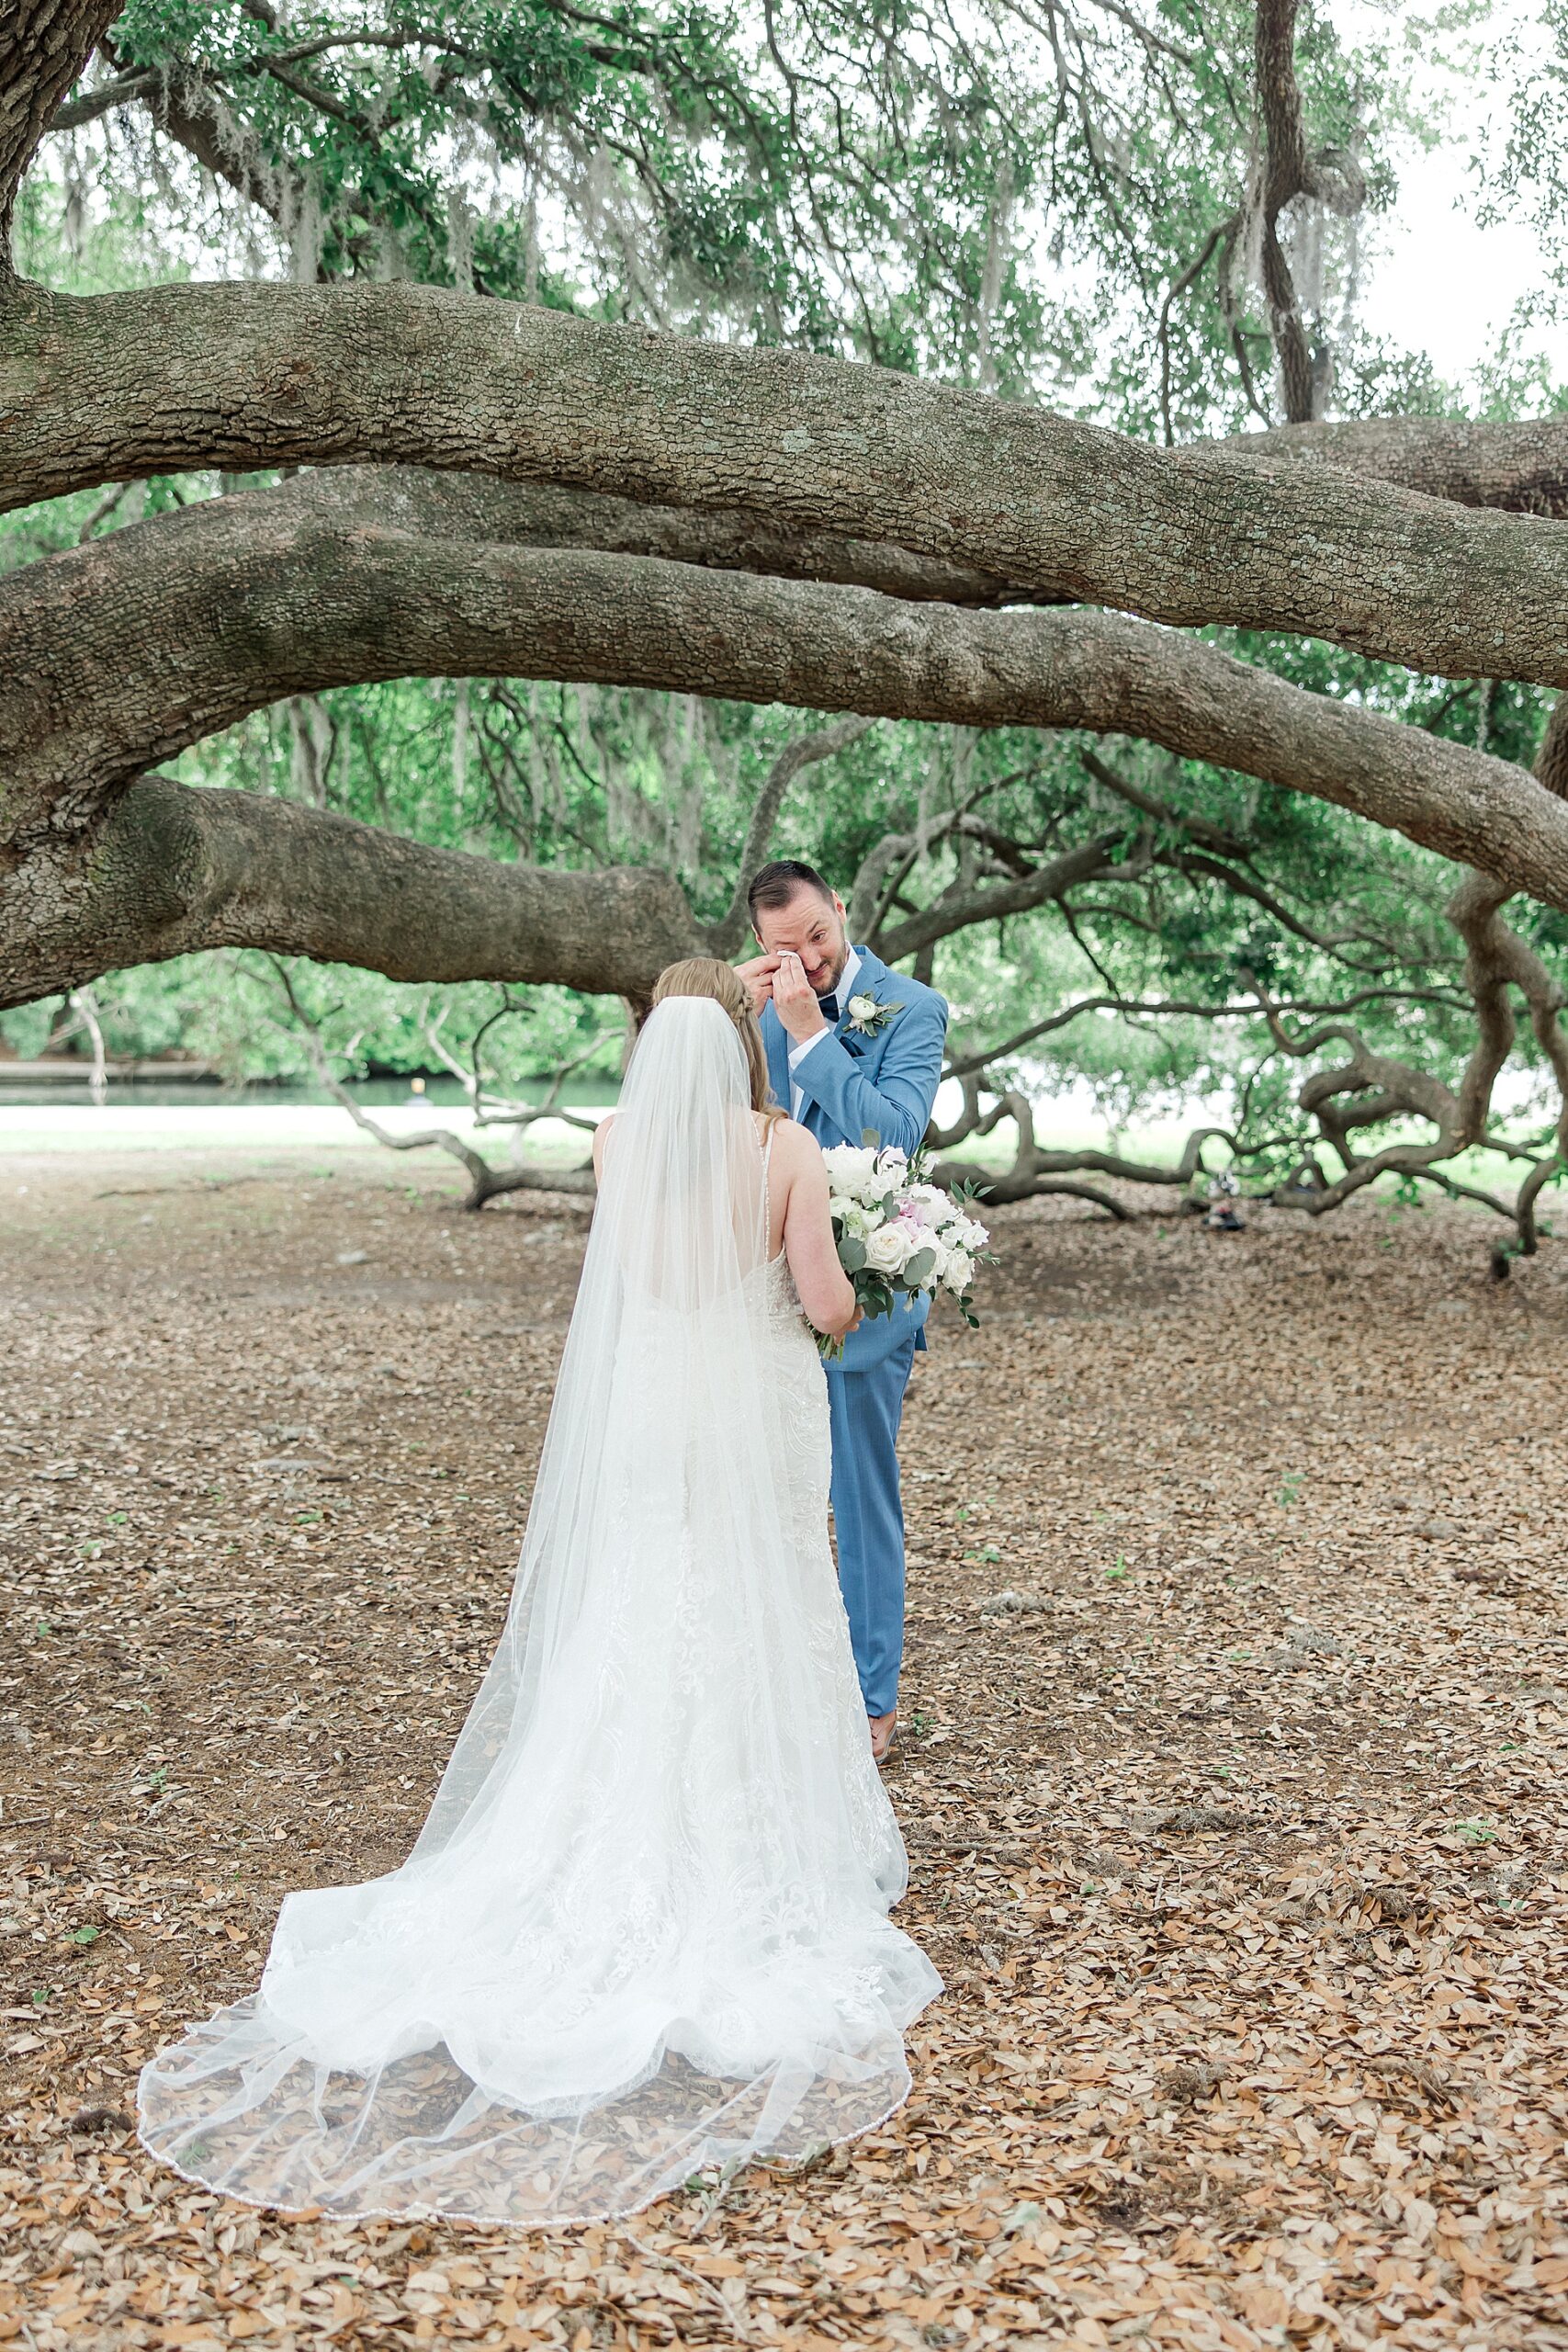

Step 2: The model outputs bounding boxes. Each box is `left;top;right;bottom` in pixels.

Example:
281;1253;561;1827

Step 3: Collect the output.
845;992;903;1037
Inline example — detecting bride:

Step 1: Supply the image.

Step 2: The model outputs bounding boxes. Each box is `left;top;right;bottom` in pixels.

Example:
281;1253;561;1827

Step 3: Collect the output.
139;958;942;2226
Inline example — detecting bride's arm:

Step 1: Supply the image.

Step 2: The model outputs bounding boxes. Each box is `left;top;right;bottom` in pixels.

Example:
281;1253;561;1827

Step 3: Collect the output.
774;1123;858;1339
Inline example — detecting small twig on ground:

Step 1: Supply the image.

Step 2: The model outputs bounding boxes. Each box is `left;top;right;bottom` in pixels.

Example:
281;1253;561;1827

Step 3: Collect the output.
616;2229;760;2340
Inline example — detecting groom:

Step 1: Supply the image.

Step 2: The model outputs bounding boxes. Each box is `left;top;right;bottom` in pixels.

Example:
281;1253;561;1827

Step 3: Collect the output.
739;861;948;1763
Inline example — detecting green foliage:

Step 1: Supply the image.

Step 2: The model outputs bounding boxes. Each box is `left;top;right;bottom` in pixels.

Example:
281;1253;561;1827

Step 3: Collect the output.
35;0;1426;413
4;950;626;1089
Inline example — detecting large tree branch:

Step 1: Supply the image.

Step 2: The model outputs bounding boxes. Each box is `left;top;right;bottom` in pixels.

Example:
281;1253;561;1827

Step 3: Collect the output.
8;471;1568;922
267;962;595;1207
1251;0;1368;423
942;983;1464;1080
1;768;705;1011
1245;868;1564;1227
928;1076;1232;1202
11;285;1568;679
1247;0;1367;422
44;62;156;133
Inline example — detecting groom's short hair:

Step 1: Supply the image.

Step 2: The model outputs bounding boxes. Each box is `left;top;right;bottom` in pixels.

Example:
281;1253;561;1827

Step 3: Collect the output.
748;859;835;922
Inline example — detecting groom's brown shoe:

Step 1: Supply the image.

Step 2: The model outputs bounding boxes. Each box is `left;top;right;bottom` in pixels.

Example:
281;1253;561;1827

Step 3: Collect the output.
869;1709;897;1766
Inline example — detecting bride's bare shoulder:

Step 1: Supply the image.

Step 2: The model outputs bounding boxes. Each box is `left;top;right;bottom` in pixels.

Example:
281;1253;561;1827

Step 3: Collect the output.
592;1112;617;1175
762;1117;825;1176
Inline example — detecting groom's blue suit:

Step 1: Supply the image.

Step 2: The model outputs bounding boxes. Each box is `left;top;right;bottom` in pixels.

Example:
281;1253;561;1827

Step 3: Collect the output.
761;947;948;1718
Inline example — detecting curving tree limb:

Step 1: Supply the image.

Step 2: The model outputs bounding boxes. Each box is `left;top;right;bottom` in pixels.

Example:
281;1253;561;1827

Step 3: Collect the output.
10;283;1568;691
928;1072;1232;1205
266;963;597;1208
9;471;1568;1012
7;470;1568;878
1;770;706;1012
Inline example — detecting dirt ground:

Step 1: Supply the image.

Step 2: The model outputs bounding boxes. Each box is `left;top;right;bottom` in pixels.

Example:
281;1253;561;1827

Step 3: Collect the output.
4;1147;1568;2351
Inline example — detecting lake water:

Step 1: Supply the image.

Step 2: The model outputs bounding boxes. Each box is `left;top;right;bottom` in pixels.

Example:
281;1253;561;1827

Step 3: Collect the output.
0;1072;612;1109
0;1072;620;1157
0;1067;1269;1171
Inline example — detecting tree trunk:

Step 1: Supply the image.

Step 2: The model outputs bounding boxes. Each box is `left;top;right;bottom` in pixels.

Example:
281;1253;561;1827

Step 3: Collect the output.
0;1;116;267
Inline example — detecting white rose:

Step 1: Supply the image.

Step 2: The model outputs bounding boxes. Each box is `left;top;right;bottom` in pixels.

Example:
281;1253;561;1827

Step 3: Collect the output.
917;1238;951;1284
865;1222;917;1275
847;992;879;1026
942;1249;975;1295
823;1144;877;1197
837;1201;874;1238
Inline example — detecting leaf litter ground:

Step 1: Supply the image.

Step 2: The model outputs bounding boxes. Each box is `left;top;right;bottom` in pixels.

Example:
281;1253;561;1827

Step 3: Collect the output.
3;1147;1568;2350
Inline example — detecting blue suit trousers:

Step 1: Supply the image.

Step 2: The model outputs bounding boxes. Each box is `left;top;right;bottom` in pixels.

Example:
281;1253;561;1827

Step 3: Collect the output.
826;1329;918;1719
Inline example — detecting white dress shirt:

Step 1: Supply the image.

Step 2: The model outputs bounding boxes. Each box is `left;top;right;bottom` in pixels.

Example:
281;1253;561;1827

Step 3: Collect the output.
786;947;862;1121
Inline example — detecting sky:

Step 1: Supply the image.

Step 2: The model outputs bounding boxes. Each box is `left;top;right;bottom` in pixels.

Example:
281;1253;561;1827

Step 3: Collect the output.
1355;0;1568;385
1366;134;1566;382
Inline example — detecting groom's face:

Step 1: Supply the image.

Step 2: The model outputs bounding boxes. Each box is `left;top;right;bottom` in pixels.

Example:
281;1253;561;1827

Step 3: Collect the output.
753;886;850;997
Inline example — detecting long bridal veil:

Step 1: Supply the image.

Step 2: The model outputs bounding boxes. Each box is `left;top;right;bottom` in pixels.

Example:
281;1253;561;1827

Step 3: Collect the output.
139;996;940;2224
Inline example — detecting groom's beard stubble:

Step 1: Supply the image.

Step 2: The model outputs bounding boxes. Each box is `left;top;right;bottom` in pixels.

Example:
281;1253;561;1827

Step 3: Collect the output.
815;942;850;999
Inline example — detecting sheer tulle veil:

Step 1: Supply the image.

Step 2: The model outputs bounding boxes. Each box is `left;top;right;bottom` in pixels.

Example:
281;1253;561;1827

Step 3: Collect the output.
139;996;940;2225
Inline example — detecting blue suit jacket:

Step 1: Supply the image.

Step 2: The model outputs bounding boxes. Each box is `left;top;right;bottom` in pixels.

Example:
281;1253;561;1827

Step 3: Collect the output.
761;947;949;1371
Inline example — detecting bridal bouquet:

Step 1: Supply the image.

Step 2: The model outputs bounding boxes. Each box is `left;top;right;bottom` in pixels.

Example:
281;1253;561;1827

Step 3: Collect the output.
816;1143;991;1358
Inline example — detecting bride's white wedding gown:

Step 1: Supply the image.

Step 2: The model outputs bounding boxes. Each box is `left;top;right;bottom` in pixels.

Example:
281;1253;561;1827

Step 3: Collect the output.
139;998;941;2224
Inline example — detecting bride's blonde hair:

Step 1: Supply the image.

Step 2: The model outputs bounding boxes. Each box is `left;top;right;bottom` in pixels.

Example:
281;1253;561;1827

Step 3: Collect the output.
651;958;779;1120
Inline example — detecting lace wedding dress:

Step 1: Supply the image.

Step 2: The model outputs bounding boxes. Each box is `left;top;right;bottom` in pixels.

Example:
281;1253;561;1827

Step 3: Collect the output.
139;998;941;2224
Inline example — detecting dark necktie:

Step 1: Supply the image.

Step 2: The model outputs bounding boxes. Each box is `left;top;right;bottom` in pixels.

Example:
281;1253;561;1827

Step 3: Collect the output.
818;991;840;1024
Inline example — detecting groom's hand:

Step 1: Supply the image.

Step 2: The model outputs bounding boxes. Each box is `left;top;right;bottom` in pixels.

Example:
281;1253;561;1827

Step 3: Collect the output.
772;952;829;1046
735;953;781;1013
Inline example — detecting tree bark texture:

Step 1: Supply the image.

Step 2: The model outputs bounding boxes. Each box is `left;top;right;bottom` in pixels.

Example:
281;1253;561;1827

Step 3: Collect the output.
292;466;1028;607
7;283;1568;684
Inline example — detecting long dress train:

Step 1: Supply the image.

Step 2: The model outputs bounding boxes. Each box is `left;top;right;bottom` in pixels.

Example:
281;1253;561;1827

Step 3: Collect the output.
137;997;941;2224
